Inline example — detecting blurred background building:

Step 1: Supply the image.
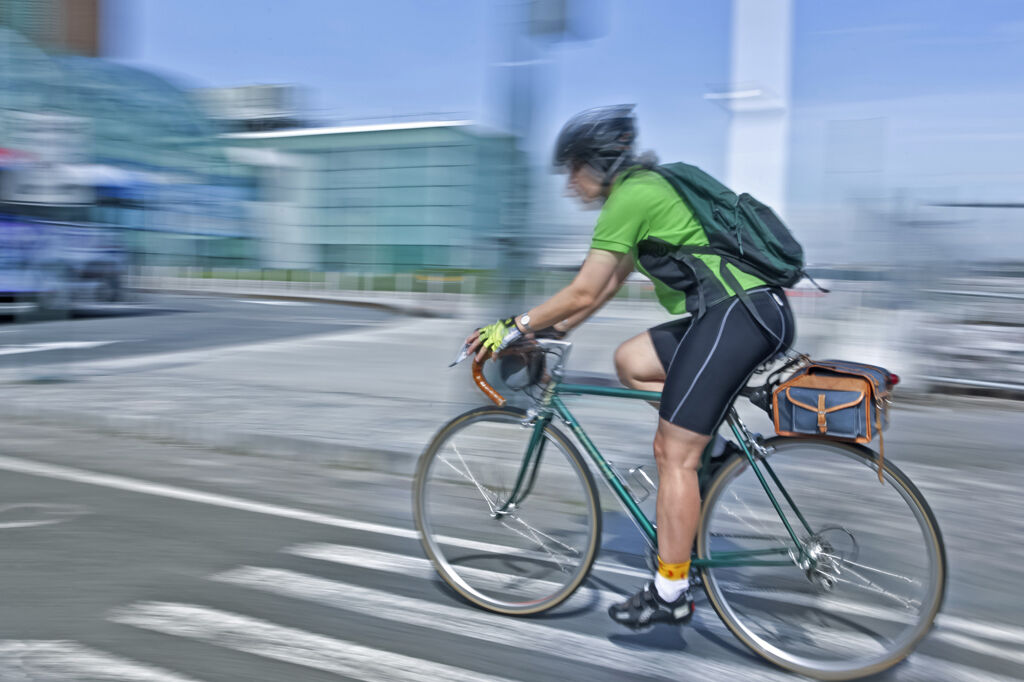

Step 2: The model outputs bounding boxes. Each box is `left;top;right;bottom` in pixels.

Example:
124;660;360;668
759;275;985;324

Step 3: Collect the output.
0;2;526;275
194;84;308;134
0;0;1021;392
0;18;258;269
221;120;521;272
0;0;101;57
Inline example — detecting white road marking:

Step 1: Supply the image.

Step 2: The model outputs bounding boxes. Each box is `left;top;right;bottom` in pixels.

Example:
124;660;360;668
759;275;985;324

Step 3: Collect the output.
0;454;643;579
700;580;1024;673
46;318;417;370
715;578;1024;656
236;299;312;306
0;503;90;529
0;640;203;681
272;550;1023;678
898;654;1024;682
0;453;420;535
1;452;1018;675
212;565;794;682
0;340;120;356
426;533;647;579
110;602;520;682
716;579;920;626
285;542;621;607
931;630;1024;666
936;613;1024;648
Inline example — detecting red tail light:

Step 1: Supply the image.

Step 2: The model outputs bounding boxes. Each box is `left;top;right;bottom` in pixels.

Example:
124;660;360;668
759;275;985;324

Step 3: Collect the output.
888;373;900;386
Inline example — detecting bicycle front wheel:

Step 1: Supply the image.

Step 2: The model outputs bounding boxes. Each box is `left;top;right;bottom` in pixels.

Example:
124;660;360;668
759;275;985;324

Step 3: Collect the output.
698;437;946;680
413;406;601;615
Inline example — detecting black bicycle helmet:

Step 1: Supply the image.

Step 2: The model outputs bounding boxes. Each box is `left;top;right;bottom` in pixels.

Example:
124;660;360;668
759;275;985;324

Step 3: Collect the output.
552;104;636;183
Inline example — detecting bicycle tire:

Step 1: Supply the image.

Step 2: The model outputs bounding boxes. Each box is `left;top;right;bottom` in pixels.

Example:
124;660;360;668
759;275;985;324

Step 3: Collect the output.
697;437;946;680
413;406;602;615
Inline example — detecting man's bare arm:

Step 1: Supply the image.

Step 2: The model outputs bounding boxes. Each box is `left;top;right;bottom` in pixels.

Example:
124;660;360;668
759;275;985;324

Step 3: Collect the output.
556;250;634;332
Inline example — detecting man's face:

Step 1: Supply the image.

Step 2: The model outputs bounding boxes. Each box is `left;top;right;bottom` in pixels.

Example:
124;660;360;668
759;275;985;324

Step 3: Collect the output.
567;163;603;204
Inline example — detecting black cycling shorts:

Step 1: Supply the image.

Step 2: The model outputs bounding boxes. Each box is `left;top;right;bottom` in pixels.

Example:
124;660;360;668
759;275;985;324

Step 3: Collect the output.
648;287;795;435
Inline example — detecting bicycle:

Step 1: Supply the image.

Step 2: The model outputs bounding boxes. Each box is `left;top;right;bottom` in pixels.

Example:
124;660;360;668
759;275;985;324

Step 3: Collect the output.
413;338;946;680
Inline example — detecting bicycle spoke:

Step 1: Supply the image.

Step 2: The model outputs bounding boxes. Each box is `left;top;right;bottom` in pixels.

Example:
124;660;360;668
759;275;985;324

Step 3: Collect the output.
834;566;923;611
716;487;793;549
437;444;501;514
415;408;599;614
839;557;921;586
499;516;578;573
700;439;945;678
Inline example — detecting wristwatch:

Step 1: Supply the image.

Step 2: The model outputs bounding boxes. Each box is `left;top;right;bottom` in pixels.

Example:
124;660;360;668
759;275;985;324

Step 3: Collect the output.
517;313;535;333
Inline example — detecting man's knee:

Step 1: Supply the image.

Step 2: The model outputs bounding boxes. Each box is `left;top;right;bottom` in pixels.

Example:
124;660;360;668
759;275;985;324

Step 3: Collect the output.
613;342;633;386
653;424;708;471
615;334;663;389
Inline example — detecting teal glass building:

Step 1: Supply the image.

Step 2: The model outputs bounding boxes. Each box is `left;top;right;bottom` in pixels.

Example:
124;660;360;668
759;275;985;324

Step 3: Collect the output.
0;26;258;266
224;121;523;273
1;24;524;273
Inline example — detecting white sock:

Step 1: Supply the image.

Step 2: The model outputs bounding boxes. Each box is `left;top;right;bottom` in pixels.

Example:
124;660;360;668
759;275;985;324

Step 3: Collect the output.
654;571;689;602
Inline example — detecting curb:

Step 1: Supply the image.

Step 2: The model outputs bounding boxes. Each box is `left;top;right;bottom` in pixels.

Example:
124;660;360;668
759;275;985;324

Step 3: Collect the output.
8;402;419;478
129;287;455;319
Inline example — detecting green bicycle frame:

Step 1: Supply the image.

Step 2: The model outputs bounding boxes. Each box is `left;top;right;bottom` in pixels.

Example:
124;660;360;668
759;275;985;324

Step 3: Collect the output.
502;378;813;569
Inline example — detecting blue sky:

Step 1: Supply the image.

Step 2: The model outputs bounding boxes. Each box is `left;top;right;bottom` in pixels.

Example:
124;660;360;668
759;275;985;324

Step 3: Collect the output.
114;0;1024;259
113;1;734;169
114;1;1024;150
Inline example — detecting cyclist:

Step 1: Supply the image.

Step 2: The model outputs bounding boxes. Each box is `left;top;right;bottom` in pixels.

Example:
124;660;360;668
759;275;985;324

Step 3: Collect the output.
463;104;795;629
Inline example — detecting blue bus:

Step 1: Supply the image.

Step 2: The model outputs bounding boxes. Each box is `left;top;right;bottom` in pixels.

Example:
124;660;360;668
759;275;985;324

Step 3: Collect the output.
0;216;127;315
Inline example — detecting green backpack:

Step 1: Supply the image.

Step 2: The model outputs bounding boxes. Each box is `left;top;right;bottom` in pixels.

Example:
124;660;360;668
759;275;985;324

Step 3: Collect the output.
638;162;822;332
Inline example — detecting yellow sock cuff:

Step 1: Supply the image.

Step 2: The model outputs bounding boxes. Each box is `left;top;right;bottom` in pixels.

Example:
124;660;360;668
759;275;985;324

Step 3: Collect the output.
657;556;691;580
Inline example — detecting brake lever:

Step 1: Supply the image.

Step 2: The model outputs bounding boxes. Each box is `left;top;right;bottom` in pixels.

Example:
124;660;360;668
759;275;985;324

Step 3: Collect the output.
449;340;473;367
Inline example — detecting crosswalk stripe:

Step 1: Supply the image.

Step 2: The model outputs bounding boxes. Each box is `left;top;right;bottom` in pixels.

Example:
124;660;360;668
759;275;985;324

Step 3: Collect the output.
0;640;203;681
109;602;522;682
930;630;1024;667
898;653;1024;682
211;565;794;681
3;455;1016;679
285;542;623;608
716;579;919;625
432;533;649;579
714;580;1024;667
283;543;1024;680
935;613;1024;648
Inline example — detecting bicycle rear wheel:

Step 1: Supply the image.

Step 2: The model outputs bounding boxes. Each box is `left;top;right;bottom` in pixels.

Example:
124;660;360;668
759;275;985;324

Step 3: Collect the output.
413;406;601;615
698;437;946;680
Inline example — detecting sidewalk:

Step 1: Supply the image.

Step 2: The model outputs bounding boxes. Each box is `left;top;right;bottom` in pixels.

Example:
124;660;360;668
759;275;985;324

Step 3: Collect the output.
128;274;479;318
2;306;682;476
5;283;1009;479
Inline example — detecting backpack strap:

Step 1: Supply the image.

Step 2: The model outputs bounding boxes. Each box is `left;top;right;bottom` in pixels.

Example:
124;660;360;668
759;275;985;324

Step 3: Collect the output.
638;239;782;340
716;257;783;344
803;270;831;294
637;239;716;320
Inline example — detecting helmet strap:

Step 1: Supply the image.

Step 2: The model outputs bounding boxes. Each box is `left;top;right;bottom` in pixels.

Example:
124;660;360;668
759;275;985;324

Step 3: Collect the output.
600;152;629;188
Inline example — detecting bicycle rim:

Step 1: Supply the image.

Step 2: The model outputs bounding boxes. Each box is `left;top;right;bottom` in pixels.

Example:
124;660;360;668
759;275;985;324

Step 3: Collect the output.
698;438;946;680
413;406;601;615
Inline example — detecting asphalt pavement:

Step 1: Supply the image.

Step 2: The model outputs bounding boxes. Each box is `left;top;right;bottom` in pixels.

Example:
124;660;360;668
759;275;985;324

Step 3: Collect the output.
0;292;1022;680
0;294;395;368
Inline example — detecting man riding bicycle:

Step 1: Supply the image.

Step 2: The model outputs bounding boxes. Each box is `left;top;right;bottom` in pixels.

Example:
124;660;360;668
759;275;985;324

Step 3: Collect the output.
463;104;795;629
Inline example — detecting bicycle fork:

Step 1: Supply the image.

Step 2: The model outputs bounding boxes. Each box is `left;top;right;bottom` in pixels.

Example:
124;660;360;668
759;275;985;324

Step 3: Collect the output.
492;412;551;517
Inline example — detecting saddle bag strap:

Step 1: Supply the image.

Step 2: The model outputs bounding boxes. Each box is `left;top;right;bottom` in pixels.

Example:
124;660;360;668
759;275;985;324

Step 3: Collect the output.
876;404;885;485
